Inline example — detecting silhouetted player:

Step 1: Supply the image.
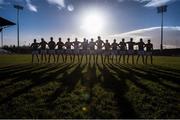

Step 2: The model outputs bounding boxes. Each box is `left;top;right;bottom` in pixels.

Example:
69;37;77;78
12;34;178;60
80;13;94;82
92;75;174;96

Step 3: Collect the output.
104;40;111;63
48;37;56;63
95;36;104;63
111;39;119;63
136;38;145;64
72;38;80;62
31;39;39;63
126;38;136;64
89;38;96;63
57;37;64;62
119;38;127;63
81;38;89;63
64;38;73;62
39;38;47;63
145;39;153;64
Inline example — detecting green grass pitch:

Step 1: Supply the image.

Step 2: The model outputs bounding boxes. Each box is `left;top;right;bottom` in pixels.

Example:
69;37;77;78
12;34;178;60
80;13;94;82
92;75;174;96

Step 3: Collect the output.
0;54;180;118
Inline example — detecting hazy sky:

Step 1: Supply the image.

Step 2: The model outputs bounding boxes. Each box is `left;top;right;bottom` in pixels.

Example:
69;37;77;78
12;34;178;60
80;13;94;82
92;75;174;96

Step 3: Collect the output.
0;0;180;47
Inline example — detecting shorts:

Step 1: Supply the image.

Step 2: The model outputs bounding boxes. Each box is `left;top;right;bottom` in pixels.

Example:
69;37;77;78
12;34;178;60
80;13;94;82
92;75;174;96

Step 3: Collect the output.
146;52;152;55
65;49;72;54
73;49;80;55
138;50;145;55
119;51;126;55
32;50;39;55
104;50;111;56
127;50;134;55
40;50;47;54
96;49;103;54
57;49;64;54
81;49;88;55
111;50;118;55
49;50;55;54
89;50;95;55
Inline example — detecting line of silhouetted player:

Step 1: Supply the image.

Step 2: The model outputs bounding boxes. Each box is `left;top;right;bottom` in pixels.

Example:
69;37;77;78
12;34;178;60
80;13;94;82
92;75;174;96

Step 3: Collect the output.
31;36;153;64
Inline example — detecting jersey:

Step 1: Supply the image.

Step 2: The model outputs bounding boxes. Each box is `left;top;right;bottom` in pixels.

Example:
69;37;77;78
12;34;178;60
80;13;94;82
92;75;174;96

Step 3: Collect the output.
104;43;111;50
111;42;118;50
48;41;56;50
73;41;80;50
31;43;39;50
126;42;136;50
65;42;72;49
81;42;88;50
137;42;145;51
39;41;47;50
119;42;126;51
57;41;64;50
145;43;153;52
89;42;96;50
96;40;104;50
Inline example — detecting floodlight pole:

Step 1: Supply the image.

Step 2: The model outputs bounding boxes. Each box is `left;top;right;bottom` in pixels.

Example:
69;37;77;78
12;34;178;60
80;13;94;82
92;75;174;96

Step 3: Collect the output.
14;5;23;48
157;5;167;51
1;29;3;48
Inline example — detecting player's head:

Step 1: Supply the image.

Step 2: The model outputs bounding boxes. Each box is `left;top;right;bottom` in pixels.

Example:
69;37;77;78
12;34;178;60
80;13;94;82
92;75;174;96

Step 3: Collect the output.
59;37;61;42
106;40;108;43
86;39;88;43
83;38;86;42
34;39;37;43
148;39;151;43
41;38;44;42
75;38;78;41
122;38;125;42
140;38;143;42
97;36;101;40
130;38;133;42
113;39;116;43
50;37;53;41
67;38;70;42
91;38;94;42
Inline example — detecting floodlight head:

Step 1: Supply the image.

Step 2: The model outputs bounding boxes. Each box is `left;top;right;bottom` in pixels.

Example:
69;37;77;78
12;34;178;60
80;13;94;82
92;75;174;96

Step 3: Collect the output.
157;5;167;13
14;5;24;10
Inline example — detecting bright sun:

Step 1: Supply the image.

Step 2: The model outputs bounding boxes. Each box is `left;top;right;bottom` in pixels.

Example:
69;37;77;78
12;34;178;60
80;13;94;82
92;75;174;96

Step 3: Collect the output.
80;11;106;35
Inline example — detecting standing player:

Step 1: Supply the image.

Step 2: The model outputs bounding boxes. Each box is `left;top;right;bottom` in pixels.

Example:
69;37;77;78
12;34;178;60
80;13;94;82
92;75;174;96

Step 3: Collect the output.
47;37;56;63
80;38;89;63
57;37;64;62
31;39;39;63
119;38;127;63
89;38;96;63
104;40;111;63
95;36;104;63
111;39;119;63
136;38;145;64
72;38;80;62
64;38;73;62
39;38;47;63
126;38;136;64
145;39;153;64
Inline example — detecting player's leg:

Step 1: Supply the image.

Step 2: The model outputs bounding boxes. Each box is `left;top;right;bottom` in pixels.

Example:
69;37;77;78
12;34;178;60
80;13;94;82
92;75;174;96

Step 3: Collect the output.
36;52;39;63
150;54;153;64
136;54;140;64
142;54;145;64
132;54;134;64
48;52;51;63
115;51;118;63
32;53;34;63
123;52;126;64
53;52;56;63
41;52;43;63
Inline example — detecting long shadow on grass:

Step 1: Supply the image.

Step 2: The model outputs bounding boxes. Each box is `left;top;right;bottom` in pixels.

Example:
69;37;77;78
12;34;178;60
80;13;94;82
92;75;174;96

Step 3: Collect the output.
46;63;86;105
0;63;76;105
96;63;138;118
0;63;69;89
117;64;180;92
